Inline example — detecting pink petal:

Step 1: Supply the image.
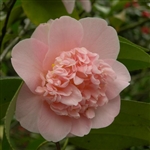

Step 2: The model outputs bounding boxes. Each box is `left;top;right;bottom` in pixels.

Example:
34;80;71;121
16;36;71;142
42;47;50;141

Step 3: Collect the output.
106;80;129;100
105;59;131;82
71;116;91;136
60;84;82;106
73;75;84;85
31;22;51;45
43;16;83;70
38;102;72;142
80;18;119;59
62;0;75;14
15;84;42;133
104;59;131;99
92;96;120;128
79;0;91;12
11;39;48;92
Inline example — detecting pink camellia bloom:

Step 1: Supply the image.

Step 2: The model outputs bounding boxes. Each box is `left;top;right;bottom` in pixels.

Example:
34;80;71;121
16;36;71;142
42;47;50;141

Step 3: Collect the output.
11;16;130;142
62;0;91;14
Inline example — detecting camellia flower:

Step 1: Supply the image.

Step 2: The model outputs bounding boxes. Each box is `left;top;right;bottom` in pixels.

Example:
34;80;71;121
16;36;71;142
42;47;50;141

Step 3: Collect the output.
11;16;130;142
62;0;91;14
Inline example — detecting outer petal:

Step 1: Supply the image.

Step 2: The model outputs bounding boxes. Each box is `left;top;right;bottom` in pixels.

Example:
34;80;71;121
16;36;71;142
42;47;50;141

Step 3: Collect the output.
92;96;120;128
31;22;51;45
43;16;83;70
15;83;42;133
62;0;75;14
11;38;48;92
104;59;131;99
79;0;91;12
38;101;72;142
71;116;91;136
80;18;119;59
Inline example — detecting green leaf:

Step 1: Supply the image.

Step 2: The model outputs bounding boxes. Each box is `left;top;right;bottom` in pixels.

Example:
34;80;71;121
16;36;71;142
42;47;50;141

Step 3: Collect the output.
109;16;124;29
110;0;129;13
118;36;150;71
0;77;22;120
70;100;150;150
94;4;110;15
7;5;23;28
21;0;79;25
26;135;45;150
2;129;12;150
3;81;23;150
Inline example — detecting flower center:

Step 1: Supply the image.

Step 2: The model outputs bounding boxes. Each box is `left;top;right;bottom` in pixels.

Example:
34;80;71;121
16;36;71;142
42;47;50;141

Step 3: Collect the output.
35;47;116;119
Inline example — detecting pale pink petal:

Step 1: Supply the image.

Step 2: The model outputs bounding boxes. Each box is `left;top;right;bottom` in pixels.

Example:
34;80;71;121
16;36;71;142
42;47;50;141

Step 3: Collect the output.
11;39;48;92
15;84;42;133
60;84;82;105
62;0;75;14
92;96;120;128
106;80;130;100
104;59;131;99
80;18;119;59
73;75;84;85
104;59;131;82
38;102;72;142
43;16;84;70
71;116;91;136
79;0;91;12
31;23;51;45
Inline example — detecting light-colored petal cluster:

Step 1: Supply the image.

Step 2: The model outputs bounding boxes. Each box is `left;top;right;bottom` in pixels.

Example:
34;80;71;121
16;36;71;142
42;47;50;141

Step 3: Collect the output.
11;16;131;142
35;47;116;119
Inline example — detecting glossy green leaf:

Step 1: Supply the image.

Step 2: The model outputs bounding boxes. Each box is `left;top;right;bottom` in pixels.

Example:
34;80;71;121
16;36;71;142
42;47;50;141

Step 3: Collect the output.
119;36;149;52
0;77;22;120
70;100;150;150
21;0;79;25
7;5;23;27
118;37;150;71
110;0;129;13
3;82;23;150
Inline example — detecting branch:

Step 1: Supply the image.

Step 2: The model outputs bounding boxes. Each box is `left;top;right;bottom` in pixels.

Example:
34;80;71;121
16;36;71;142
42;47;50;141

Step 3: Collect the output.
0;0;16;45
0;19;30;63
55;142;61;150
118;18;150;33
0;37;19;62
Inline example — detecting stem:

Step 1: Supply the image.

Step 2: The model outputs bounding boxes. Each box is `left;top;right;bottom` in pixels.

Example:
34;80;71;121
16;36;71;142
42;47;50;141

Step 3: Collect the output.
0;37;19;62
36;141;49;150
118;18;150;33
0;0;16;45
61;138;69;150
55;142;61;150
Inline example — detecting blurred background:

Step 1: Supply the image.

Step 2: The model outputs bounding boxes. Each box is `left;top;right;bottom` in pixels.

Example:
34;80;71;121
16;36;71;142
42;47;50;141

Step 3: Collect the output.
0;0;150;149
